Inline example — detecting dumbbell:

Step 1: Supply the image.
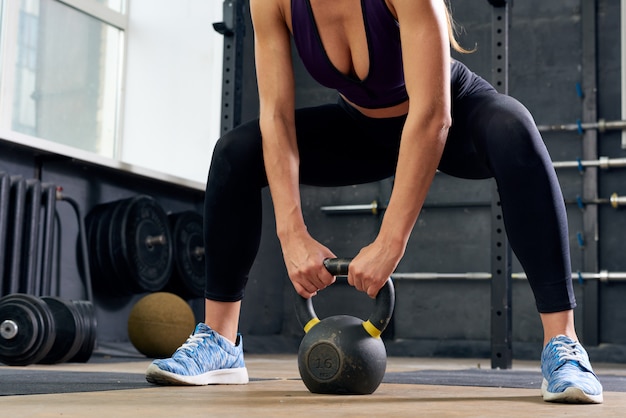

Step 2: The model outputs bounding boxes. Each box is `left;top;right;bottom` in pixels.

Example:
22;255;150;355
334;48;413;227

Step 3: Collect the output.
0;293;96;366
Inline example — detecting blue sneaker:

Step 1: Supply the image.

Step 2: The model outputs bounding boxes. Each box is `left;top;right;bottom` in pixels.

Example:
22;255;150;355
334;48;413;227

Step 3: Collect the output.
145;323;248;385
541;335;603;403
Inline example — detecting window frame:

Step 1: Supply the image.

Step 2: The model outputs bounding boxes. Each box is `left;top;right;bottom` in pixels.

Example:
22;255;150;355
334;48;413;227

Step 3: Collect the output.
0;0;209;191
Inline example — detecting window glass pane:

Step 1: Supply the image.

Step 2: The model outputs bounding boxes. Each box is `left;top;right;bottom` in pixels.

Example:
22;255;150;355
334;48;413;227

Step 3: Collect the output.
10;0;123;157
94;0;126;14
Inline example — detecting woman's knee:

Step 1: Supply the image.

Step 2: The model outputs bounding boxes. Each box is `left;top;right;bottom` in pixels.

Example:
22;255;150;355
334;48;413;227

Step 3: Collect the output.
213;120;262;164
209;119;266;185
478;94;549;169
483;95;536;138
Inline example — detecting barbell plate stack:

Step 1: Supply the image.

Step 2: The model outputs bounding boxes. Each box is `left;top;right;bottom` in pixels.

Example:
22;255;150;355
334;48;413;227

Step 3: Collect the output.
86;195;174;295
0;294;55;366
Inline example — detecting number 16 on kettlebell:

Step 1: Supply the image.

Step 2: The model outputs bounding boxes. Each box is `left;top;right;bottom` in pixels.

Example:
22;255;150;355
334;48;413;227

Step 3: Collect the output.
295;258;395;395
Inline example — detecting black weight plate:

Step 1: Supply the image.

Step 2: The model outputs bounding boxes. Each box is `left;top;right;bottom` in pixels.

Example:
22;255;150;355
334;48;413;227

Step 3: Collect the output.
93;202;130;294
0;174;9;298
108;196;144;293
69;299;87;362
107;198;138;294
0;294;55;366
117;196;173;293
39;297;82;364
169;211;205;298
85;204;109;290
68;300;97;363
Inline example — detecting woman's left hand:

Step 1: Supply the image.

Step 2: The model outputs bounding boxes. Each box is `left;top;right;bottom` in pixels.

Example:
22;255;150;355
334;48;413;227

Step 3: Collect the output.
348;240;404;298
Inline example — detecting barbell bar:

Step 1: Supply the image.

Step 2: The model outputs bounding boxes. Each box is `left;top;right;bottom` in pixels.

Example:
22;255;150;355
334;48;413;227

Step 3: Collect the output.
320;200;491;215
145;234;168;248
537;119;626;134
321;192;626;215
390;271;626;282
552;156;626;169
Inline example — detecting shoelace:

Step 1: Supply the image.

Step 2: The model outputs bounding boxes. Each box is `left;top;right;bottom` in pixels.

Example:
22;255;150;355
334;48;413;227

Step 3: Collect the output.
552;340;583;363
177;332;212;353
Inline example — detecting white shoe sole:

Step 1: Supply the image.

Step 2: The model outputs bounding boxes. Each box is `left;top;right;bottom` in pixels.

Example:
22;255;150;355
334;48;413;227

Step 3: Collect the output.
541;378;603;404
146;363;249;386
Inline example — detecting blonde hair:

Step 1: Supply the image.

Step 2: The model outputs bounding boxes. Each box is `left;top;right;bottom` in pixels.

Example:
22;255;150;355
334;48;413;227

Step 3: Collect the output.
444;2;474;53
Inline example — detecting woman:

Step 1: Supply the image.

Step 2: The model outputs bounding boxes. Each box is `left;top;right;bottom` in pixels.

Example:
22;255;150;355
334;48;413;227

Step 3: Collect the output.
146;0;603;404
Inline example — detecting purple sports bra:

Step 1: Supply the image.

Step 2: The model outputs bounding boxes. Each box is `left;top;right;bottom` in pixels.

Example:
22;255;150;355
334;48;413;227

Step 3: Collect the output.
291;0;408;109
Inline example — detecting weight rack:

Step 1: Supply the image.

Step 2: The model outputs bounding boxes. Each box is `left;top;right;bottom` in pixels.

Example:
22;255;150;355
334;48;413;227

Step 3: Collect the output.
0;174;98;366
0;173;57;297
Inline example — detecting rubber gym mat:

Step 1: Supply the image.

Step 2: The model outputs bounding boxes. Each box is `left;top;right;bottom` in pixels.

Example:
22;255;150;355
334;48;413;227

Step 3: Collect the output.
0;370;150;396
0;369;276;396
383;369;626;392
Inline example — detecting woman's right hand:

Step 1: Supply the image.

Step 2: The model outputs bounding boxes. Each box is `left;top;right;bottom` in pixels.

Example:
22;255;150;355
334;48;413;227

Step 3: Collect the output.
280;230;337;299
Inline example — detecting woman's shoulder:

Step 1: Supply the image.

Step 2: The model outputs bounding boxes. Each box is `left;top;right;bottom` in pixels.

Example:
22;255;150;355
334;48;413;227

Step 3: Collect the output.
250;0;290;24
250;0;289;14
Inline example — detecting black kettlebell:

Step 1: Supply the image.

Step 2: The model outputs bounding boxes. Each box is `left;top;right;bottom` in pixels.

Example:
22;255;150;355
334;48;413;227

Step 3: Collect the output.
295;258;395;395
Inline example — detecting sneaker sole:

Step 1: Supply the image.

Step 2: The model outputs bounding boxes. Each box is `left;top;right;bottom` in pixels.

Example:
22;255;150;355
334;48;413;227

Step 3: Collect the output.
541;378;603;404
145;364;249;386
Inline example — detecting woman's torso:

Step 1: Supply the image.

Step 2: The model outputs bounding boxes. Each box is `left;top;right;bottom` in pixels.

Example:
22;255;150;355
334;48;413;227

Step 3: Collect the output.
286;0;410;117
281;0;493;118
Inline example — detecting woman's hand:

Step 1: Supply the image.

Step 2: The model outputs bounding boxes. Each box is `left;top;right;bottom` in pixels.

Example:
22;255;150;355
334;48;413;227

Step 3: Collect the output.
281;230;337;299
348;238;404;299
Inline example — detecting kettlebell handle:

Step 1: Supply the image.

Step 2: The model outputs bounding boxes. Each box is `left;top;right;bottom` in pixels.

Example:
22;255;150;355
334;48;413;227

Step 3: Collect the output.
323;258;351;276
294;258;395;338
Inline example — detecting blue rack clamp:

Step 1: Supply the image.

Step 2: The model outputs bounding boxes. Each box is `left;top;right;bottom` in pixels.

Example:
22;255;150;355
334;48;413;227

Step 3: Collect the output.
577;231;585;249
576;196;585;211
577;158;585;174
576;119;584;135
577;271;585;285
576;82;584;99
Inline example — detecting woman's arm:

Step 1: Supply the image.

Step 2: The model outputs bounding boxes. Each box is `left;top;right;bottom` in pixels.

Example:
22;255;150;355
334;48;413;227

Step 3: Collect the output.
250;0;335;298
349;0;452;297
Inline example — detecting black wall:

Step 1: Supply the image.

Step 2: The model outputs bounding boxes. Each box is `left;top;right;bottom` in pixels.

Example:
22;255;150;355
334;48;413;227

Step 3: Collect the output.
237;0;626;362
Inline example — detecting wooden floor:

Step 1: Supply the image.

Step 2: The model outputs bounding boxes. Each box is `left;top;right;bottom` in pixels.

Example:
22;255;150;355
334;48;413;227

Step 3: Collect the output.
2;355;625;417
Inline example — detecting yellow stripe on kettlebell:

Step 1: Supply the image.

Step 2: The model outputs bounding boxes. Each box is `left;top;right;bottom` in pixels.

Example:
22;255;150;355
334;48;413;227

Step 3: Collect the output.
362;320;382;338
303;317;320;333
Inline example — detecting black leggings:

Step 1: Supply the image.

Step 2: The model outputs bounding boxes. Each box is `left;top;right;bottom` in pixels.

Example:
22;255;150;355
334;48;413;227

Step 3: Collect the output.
203;61;575;313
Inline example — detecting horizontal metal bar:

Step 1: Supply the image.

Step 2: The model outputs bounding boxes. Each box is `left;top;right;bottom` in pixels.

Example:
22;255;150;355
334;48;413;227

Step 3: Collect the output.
390;271;626;282
512;271;626;282
392;272;493;280
552;156;626;169
537;119;626;133
610;193;626;208
320;201;381;215
321;192;626;215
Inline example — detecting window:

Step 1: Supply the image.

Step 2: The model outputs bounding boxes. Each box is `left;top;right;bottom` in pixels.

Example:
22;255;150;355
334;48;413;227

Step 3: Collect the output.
1;0;224;186
0;0;126;158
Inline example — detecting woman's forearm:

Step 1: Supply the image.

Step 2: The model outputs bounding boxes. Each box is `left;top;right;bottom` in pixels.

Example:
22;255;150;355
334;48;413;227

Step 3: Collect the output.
260;115;307;240
377;115;450;250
